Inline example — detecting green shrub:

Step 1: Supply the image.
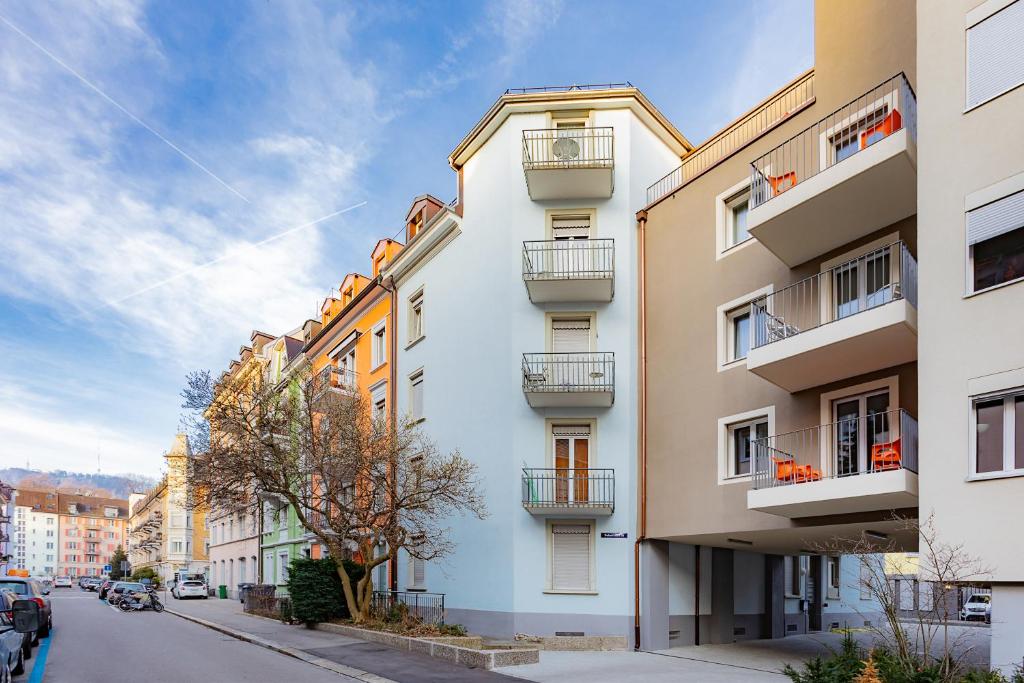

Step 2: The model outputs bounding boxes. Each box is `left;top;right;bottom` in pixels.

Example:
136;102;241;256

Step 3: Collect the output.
284;557;365;626
783;632;865;683
130;567;161;587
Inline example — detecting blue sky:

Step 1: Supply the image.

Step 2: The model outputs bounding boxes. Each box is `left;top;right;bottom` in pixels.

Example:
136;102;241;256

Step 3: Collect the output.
0;0;812;479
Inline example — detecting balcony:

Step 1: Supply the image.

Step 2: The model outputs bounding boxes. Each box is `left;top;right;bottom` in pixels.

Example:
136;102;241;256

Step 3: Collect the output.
314;365;358;397
522;352;614;407
747;241;918;392
522;468;615;516
522;239;614;302
747;409;918;518
748;73;917;266
522;127;614;200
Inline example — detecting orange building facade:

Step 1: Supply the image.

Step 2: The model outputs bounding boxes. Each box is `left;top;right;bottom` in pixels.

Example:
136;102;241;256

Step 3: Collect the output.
57;493;129;578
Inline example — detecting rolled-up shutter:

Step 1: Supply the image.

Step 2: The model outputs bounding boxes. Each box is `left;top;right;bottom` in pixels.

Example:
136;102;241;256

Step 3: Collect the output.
552;524;591;590
552;319;591;353
967;0;1024;109
967;189;1024;245
552;215;591;239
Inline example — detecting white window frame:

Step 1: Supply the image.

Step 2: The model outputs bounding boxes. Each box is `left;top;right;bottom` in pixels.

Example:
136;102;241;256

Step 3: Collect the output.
407;288;425;346
965;0;1024;111
784;555;807;598
370;379;387;423
968;386;1024;480
545;519;597;595
407;553;426;591
545;311;597;352
716;285;772;371
818;89;902;170
827;556;841;600
717;406;775;485
546;208;596;239
716;179;756;259
371;321;387;370
278;551;289;584
964;172;1024;297
409;368;425;423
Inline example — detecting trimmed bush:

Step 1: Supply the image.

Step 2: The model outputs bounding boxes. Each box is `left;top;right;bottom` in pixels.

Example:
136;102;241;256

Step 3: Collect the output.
285;557;364;626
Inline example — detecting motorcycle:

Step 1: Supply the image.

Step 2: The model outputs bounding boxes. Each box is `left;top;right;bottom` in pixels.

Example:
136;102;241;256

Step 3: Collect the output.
118;589;164;613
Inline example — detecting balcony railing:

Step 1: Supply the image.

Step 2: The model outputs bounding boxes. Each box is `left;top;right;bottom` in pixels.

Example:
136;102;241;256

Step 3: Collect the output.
505;83;633;95
751;409;918;490
522;127;614;171
315;365;358;395
750;241;917;349
371;590;446;625
522;352;615;395
750;73;916;211
522;468;615;513
523;239;614;283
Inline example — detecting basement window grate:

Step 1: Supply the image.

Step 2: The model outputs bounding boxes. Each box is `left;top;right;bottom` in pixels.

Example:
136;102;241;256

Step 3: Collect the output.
733;627;746;636
787;623;798;632
555;631;584;637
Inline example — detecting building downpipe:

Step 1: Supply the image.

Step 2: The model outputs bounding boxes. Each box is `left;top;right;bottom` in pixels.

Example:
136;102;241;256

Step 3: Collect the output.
634;209;648;650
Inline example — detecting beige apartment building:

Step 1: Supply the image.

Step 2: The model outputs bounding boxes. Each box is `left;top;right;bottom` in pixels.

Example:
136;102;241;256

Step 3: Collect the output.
639;0;920;649
918;0;1024;672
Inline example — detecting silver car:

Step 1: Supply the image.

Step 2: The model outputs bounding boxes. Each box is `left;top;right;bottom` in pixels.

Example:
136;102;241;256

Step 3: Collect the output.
172;580;208;600
960;594;991;623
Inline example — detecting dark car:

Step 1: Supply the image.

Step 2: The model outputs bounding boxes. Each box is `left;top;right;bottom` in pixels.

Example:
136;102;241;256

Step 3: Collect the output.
0;591;32;676
97;579;114;599
0;578;51;640
106;582;146;606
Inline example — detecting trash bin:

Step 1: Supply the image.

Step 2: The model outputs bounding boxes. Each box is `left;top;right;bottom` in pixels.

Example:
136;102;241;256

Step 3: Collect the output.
218;584;228;599
238;583;256;604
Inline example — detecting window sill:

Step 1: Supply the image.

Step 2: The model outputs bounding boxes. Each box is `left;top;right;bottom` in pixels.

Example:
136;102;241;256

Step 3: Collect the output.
717;358;747;373
411;417;426;424
406;587;427;592
966;469;1024;482
405;335;426;351
543;589;598;595
371;361;387;373
965;275;1024;299
717;237;757;261
718;473;752;485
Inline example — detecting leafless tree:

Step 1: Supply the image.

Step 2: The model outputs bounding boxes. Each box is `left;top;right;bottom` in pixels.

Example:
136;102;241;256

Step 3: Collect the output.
187;365;486;622
816;514;991;681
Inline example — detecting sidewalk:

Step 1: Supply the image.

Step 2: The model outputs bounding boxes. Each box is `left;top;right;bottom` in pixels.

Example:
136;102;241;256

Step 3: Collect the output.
164;595;517;683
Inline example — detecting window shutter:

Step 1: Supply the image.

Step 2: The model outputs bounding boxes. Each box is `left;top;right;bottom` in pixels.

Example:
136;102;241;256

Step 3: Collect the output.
967;189;1024;245
551;319;591;353
411;375;424;419
551;524;591;591
414;558;425;586
552;215;591;239
552;424;591;437
967;0;1024;109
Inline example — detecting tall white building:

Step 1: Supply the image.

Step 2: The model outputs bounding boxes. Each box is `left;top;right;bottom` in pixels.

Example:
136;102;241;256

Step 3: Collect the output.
12;489;59;577
383;85;689;642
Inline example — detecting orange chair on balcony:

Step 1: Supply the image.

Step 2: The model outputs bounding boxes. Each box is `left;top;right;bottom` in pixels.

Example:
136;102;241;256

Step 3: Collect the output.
871;438;902;471
769;171;798;196
772;456;823;484
859;109;902;149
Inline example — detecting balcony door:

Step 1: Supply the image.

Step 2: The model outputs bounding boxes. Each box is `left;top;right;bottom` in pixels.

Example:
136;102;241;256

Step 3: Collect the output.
832;389;891;476
832;247;894;320
554;425;590;505
550;214;592;278
553;120;586;162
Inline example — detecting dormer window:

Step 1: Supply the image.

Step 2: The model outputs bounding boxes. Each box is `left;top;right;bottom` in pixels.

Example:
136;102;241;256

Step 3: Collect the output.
409;213;424;240
104;507;118;518
373;253;385;277
343;287;354;304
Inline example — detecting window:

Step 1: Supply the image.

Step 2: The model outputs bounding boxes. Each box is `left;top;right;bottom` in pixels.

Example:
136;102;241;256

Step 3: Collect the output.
972;389;1024;477
728;418;768;477
832;387;892;476
171;539;184;553
967;188;1024;293
372;323;387;368
278;552;290;584
407;553;426;590
784;556;805;597
408;290;424;343
726;188;751;248
549;523;593;592
966;0;1024;109
371;382;387;422
827;556;841;599
373;253;385;277
726;307;751;362
342;286;354;305
550;316;592;353
717;286;772;370
553;425;591;504
409;370;424;421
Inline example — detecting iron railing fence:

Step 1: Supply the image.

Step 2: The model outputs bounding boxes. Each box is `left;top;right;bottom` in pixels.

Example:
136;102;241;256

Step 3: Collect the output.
751;409;918;490
522;352;615;395
646;71;815;205
522;127;614;171
750;73;917;210
522;468;615;512
244;584;292;621
505;83;632;95
370;590;446;625
523;239;614;282
315;365;358;395
750;241;917;349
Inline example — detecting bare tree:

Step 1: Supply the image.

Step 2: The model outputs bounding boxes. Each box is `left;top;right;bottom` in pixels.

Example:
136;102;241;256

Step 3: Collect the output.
187;365;486;622
816;514;991;681
179;369;213;454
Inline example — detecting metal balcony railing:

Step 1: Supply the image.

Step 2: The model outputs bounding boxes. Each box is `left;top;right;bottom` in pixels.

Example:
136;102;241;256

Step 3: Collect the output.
315;365;358;395
522;127;614;171
751;409;918;490
371;590;446;625
523;239;614;282
505;83;632;95
750;72;916;210
522;352;614;395
522;468;615;512
750;241;918;349
647;70;815;205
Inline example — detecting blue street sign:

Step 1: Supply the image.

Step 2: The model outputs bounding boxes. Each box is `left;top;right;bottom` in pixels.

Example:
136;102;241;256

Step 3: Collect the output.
103;564;112;572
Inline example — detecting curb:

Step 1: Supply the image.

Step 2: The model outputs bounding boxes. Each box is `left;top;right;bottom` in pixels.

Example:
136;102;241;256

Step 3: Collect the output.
165;608;397;683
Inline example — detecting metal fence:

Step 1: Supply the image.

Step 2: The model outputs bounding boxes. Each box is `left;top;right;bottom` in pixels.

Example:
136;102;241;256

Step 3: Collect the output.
522;352;615;394
522;468;615;511
751;409;918;490
750;72;917;210
523;239;614;282
750;241;917;349
370;590;446;626
243;584;291;621
506;83;632;95
522;127;614;170
646;70;815;205
316;365;358;394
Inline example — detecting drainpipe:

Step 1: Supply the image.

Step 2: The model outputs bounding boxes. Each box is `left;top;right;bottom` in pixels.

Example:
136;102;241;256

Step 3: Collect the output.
380;273;399;593
695;545;701;645
633;209;649;650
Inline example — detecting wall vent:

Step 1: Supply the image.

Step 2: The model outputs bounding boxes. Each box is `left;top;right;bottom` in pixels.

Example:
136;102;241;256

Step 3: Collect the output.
830;622;840;630
733;627;746;636
555;631;584;637
864;620;872;627
787;623;798;632
668;630;681;640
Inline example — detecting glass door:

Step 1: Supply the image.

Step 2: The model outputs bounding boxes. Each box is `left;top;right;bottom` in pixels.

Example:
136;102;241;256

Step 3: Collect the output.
833;248;894;320
833;390;891;476
554;426;590;504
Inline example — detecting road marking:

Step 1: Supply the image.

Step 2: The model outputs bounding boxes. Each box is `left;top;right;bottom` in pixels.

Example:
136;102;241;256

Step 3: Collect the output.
28;630;51;683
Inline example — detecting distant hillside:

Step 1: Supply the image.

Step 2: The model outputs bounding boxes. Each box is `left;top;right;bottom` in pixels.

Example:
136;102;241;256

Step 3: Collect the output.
0;468;157;500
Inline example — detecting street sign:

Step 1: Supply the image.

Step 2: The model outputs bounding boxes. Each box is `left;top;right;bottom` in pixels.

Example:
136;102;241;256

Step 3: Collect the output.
103;564;112;572
120;561;130;572
600;532;628;539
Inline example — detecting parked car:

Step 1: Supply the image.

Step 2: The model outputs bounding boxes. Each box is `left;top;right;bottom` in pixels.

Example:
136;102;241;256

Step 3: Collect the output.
171;580;207;600
961;593;992;623
0;578;51;640
97;580;114;600
0;591;32;677
53;576;72;588
106;582;146;606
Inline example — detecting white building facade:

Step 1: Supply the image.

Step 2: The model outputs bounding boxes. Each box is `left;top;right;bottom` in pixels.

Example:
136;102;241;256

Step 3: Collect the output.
384;85;689;641
11;490;59;577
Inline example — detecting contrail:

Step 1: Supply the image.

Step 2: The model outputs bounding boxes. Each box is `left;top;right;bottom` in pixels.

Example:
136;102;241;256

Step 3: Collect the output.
0;13;250;203
109;201;368;304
